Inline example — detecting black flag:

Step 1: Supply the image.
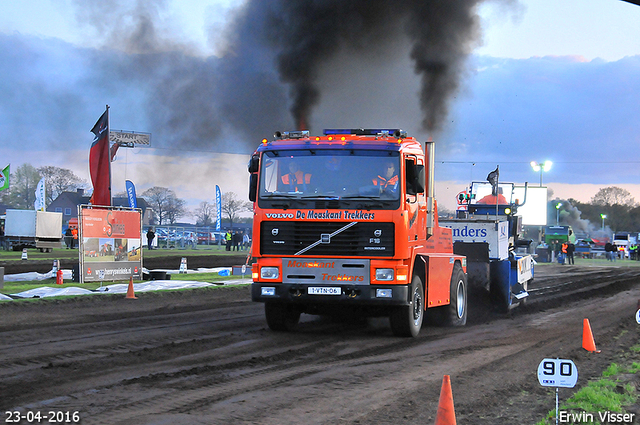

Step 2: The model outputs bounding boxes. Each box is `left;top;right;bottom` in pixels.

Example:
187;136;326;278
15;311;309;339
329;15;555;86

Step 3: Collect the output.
487;166;499;188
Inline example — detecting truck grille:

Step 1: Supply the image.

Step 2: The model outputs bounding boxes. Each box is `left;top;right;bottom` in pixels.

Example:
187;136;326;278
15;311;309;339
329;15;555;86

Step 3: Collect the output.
260;221;395;257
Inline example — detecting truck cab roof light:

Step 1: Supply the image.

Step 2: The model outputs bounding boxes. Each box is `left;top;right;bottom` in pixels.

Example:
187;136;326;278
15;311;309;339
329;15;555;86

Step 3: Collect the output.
274;130;309;140
323;129;408;138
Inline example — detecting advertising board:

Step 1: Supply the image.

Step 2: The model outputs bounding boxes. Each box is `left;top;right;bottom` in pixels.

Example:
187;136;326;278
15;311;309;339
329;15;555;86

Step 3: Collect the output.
441;220;509;260
79;206;142;283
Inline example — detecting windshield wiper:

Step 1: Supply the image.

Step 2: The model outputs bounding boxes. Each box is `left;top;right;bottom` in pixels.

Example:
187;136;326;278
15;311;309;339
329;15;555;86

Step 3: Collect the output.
339;195;380;200
262;193;299;199
300;194;340;200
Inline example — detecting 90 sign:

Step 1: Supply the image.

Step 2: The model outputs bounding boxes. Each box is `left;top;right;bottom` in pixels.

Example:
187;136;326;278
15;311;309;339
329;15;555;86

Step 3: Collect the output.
537;358;578;388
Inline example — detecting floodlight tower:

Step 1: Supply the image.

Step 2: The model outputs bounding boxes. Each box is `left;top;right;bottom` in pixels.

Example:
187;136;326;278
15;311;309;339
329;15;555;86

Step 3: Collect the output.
530;161;552;187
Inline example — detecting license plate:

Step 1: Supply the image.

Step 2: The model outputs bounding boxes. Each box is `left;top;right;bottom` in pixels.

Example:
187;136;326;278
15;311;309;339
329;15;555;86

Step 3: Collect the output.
308;287;341;295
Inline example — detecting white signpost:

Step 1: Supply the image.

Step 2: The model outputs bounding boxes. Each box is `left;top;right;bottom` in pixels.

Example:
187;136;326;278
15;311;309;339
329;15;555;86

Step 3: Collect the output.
538;358;578;425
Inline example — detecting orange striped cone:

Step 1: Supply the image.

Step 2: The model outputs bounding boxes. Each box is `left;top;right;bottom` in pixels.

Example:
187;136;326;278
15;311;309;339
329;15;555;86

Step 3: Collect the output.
126;277;137;299
582;318;600;353
434;375;456;425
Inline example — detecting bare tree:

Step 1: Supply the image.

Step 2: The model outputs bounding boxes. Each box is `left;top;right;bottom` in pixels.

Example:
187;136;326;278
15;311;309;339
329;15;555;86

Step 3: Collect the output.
142;186;186;225
221;191;252;228
165;196;187;224
193;201;215;227
591;186;636;207
37;166;87;206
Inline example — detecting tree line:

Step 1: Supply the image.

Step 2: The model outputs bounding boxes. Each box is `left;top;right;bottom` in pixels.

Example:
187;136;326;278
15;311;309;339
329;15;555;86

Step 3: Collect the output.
0;163;252;227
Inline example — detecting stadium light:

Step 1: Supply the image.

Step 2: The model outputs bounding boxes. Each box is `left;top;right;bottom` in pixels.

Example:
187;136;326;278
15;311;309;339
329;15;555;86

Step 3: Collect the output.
530;161;552;187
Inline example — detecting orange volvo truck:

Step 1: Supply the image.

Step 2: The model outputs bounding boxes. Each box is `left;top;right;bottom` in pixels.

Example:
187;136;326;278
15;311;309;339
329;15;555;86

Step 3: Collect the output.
248;129;467;337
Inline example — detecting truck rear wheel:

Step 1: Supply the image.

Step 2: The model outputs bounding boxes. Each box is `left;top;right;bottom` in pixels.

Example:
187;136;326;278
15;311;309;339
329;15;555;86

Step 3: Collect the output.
264;302;301;332
389;274;424;337
445;264;467;326
428;263;467;326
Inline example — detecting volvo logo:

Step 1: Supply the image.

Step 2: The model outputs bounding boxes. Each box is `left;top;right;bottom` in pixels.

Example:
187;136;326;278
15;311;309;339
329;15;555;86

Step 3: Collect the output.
374;229;382;237
272;228;279;236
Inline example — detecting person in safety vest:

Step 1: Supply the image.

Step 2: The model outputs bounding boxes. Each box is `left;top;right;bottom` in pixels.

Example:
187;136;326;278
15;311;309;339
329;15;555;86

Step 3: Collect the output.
71;227;78;249
281;161;311;192
372;161;399;196
477;187;508;205
225;230;232;251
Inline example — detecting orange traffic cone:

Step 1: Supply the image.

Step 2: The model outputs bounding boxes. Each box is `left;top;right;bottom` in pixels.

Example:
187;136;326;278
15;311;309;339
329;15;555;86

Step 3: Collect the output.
126;277;137;299
434;375;456;425
582;318;600;353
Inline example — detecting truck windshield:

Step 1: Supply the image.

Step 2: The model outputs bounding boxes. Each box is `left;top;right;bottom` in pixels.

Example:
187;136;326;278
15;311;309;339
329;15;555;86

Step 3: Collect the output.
259;150;401;207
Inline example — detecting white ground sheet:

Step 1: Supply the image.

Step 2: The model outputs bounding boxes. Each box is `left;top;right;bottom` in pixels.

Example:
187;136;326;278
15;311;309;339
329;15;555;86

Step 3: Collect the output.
1;267;251;301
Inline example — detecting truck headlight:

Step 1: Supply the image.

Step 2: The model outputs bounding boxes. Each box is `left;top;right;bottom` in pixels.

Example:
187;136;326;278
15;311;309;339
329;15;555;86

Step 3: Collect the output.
375;268;394;281
260;267;279;279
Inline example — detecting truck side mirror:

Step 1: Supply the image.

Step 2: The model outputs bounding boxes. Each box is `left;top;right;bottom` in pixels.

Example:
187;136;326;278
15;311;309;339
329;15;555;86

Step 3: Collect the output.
406;163;425;195
414;164;425;193
249;173;258;202
248;155;259;173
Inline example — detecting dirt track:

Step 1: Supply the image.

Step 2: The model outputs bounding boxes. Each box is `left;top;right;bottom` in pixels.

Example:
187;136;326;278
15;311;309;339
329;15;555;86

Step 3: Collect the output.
1;263;639;424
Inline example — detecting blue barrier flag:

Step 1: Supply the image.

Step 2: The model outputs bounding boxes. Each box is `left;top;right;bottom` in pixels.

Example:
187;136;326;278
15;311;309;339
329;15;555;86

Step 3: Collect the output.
126;180;137;209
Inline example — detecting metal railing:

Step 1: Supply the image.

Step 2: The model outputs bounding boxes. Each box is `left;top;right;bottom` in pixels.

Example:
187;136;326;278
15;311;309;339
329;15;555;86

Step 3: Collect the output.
146;225;251;251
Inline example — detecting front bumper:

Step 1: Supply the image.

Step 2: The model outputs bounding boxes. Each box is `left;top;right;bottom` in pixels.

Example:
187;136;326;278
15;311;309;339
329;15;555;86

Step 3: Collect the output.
251;282;410;306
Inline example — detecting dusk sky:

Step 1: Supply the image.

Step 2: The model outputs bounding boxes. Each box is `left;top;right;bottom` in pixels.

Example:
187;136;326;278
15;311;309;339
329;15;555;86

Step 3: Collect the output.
1;0;639;215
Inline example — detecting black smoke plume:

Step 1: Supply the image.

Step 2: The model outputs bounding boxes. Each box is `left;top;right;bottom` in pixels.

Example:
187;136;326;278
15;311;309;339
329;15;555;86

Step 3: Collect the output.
64;0;516;151
258;0;490;132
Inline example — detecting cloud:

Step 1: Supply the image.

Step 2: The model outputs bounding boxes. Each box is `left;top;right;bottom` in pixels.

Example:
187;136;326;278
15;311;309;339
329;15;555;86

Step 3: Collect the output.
438;54;640;185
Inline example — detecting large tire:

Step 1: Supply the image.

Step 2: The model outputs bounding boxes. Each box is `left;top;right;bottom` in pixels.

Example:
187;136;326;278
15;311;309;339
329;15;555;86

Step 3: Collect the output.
428;263;468;326
444;264;468;326
390;274;424;337
264;302;301;332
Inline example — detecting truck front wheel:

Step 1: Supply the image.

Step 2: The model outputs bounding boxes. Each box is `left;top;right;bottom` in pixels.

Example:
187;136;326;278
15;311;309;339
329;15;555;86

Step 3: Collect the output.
264;302;301;332
389;275;424;337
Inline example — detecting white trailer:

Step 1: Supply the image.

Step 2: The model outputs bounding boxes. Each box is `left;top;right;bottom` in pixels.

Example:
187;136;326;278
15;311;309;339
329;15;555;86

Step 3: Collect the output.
4;209;63;252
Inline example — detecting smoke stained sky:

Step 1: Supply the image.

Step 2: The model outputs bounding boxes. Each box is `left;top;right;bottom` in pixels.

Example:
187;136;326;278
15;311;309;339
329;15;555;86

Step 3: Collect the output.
1;0;640;218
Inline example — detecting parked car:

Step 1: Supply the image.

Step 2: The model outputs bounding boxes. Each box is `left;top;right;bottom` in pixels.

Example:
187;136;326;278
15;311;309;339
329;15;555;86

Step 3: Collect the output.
197;231;214;245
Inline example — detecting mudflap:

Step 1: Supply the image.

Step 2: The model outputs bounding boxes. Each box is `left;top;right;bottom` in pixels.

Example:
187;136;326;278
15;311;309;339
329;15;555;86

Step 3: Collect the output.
489;260;529;312
489;260;511;312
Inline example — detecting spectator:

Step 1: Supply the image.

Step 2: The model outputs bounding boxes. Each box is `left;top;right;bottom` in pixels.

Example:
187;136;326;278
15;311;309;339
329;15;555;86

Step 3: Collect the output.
605;242;615;262
65;227;73;249
225;230;232;251
146;228;155;250
232;231;240;251
566;241;575;265
243;232;250;251
71;226;78;249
